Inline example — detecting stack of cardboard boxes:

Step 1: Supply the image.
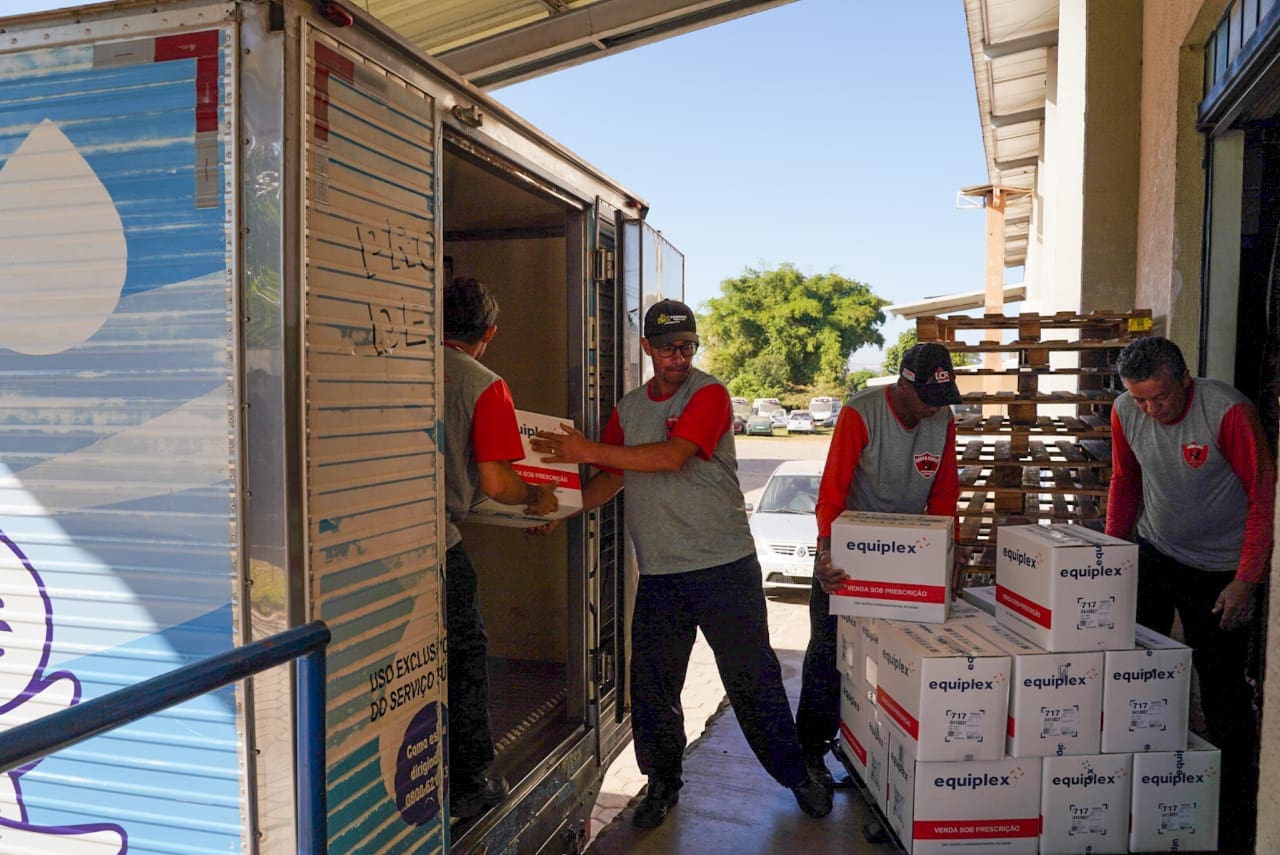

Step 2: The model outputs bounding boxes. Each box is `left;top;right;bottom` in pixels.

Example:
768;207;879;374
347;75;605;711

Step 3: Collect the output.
831;513;1220;854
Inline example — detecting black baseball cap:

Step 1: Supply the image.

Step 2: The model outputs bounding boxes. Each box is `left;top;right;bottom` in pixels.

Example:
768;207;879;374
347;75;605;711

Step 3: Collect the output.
899;342;962;407
643;299;699;347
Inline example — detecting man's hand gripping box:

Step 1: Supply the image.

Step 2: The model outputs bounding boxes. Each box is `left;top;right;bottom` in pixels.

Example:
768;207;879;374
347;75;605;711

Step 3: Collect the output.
830;511;953;623
468;410;583;527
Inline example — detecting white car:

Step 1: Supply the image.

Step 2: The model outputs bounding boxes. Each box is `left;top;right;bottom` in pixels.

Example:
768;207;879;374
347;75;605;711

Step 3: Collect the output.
768;409;789;429
787;410;814;433
749;459;823;590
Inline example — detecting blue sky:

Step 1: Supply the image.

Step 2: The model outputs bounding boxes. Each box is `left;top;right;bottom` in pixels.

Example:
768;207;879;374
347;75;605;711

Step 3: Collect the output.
493;0;991;369
7;0;992;370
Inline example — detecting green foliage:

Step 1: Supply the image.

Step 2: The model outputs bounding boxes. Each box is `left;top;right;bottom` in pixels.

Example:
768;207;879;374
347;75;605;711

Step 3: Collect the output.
847;369;877;393
702;264;887;398
883;328;918;375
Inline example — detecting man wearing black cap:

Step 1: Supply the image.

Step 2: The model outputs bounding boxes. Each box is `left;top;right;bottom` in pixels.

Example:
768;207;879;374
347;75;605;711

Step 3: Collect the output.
797;342;962;793
530;298;832;828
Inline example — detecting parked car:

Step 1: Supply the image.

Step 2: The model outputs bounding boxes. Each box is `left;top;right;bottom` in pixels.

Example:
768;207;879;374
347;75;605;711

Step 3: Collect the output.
745;414;774;436
732;413;748;434
768;409;789;429
731;396;752;418
749;459;823;590
808;396;840;427
787;410;814;433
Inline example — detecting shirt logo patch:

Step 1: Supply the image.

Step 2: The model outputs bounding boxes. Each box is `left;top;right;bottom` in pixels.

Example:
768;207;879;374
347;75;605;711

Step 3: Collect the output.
914;451;940;479
1182;442;1209;469
666;416;679;439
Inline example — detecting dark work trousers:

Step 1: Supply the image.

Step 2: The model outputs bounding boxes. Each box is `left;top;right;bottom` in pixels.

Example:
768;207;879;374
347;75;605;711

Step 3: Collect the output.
630;553;807;789
445;542;495;790
796;574;838;756
1136;538;1260;851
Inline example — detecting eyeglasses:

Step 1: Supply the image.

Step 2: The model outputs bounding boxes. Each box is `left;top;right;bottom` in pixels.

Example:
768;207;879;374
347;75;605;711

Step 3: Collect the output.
654;341;698;358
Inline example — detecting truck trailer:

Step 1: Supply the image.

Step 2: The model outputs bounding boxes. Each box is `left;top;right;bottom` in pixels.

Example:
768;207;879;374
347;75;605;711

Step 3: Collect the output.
0;0;682;851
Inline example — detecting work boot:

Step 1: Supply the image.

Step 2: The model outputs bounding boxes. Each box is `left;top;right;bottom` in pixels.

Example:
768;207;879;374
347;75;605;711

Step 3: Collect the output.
632;777;682;829
804;749;836;790
791;771;834;818
450;774;509;820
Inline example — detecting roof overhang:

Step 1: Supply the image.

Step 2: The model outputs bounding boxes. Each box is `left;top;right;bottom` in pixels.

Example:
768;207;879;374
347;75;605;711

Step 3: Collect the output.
962;0;1058;269
355;0;798;89
886;284;1027;320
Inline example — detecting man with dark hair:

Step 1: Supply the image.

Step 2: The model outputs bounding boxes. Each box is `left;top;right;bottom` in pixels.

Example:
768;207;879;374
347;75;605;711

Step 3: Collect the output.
441;277;558;819
799;342;961;794
1106;335;1274;852
530;298;832;829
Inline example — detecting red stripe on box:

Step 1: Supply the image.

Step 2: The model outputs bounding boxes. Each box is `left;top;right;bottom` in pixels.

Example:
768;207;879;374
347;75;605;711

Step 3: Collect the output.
839;720;866;766
876;688;918;740
912;817;1040;840
1007;715;1015;737
837;579;946;604
996;585;1052;629
513;464;581;489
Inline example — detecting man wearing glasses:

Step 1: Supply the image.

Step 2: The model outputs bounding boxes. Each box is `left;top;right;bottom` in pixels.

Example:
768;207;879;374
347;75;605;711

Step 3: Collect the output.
531;298;831;829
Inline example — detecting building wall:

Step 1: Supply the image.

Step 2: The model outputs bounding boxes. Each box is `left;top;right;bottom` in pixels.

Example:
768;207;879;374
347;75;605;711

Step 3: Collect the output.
1135;1;1227;351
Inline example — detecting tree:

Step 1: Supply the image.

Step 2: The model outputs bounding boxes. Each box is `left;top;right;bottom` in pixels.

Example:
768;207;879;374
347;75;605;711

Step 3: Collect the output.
882;328;974;374
701;264;886;398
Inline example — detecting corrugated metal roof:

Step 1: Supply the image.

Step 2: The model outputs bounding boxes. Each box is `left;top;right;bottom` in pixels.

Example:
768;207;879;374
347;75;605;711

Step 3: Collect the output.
963;0;1058;269
353;0;797;88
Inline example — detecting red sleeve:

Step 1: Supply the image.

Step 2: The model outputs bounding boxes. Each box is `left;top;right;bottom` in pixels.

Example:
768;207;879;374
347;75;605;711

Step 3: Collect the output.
669;384;732;460
816;407;868;539
1105;406;1143;540
472;379;524;463
925;416;960;541
1219;402;1276;583
597;408;624;476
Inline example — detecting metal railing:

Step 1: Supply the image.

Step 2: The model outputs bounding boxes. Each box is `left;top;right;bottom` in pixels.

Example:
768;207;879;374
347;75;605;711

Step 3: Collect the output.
0;620;332;855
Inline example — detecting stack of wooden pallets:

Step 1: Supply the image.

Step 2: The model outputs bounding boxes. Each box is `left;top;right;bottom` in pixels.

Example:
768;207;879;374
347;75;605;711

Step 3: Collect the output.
916;309;1153;578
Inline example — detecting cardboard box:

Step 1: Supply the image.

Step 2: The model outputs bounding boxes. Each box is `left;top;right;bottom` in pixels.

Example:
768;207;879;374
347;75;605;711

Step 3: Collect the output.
1129;733;1220;853
995;524;1137;651
829;511;954;622
1040;753;1132;854
890;739;1042;855
1101;624;1191;753
874;620;1009;761
964;617;1104;757
838;674;871;781
467;410;583;527
865;706;891;815
960;584;997;615
836;614;863;687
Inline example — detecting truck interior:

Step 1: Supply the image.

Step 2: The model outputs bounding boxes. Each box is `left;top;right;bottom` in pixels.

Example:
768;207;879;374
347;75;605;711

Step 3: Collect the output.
444;138;597;811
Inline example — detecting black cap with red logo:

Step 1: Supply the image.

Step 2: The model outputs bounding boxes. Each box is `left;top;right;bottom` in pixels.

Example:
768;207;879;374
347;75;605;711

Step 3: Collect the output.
899;342;962;407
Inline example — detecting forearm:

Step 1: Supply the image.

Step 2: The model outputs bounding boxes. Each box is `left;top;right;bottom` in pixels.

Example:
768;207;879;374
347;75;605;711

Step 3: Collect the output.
477;460;539;506
581;470;625;512
580;437;695;473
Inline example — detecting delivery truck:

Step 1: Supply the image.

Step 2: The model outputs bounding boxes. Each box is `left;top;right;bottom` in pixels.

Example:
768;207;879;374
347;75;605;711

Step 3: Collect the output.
0;0;683;851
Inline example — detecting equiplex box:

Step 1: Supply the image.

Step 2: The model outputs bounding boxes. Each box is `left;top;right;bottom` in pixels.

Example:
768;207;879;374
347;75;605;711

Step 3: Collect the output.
964;617;1104;757
875;620;1009;761
829;511;953;622
1130;733;1220;853
838;674;870;781
995;524;1137;651
837;614;863;687
1101;624;1191;753
1039;753;1132;854
865;706;891;815
468;410;583;527
899;749;1043;855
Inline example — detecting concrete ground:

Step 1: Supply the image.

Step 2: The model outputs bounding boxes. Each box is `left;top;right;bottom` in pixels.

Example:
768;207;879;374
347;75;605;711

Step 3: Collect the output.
585;433;850;848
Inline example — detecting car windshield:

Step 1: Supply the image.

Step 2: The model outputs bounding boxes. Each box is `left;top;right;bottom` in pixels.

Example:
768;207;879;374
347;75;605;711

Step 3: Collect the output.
757;474;821;514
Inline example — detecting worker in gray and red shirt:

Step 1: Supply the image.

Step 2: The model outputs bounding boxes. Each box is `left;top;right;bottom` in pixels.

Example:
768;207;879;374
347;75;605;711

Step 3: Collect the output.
530;299;831;830
1105;335;1274;854
800;342;961;794
442;277;558;820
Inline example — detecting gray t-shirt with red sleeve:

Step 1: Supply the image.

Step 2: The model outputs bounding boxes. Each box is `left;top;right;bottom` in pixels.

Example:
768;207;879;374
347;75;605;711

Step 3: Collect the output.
608;368;754;574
